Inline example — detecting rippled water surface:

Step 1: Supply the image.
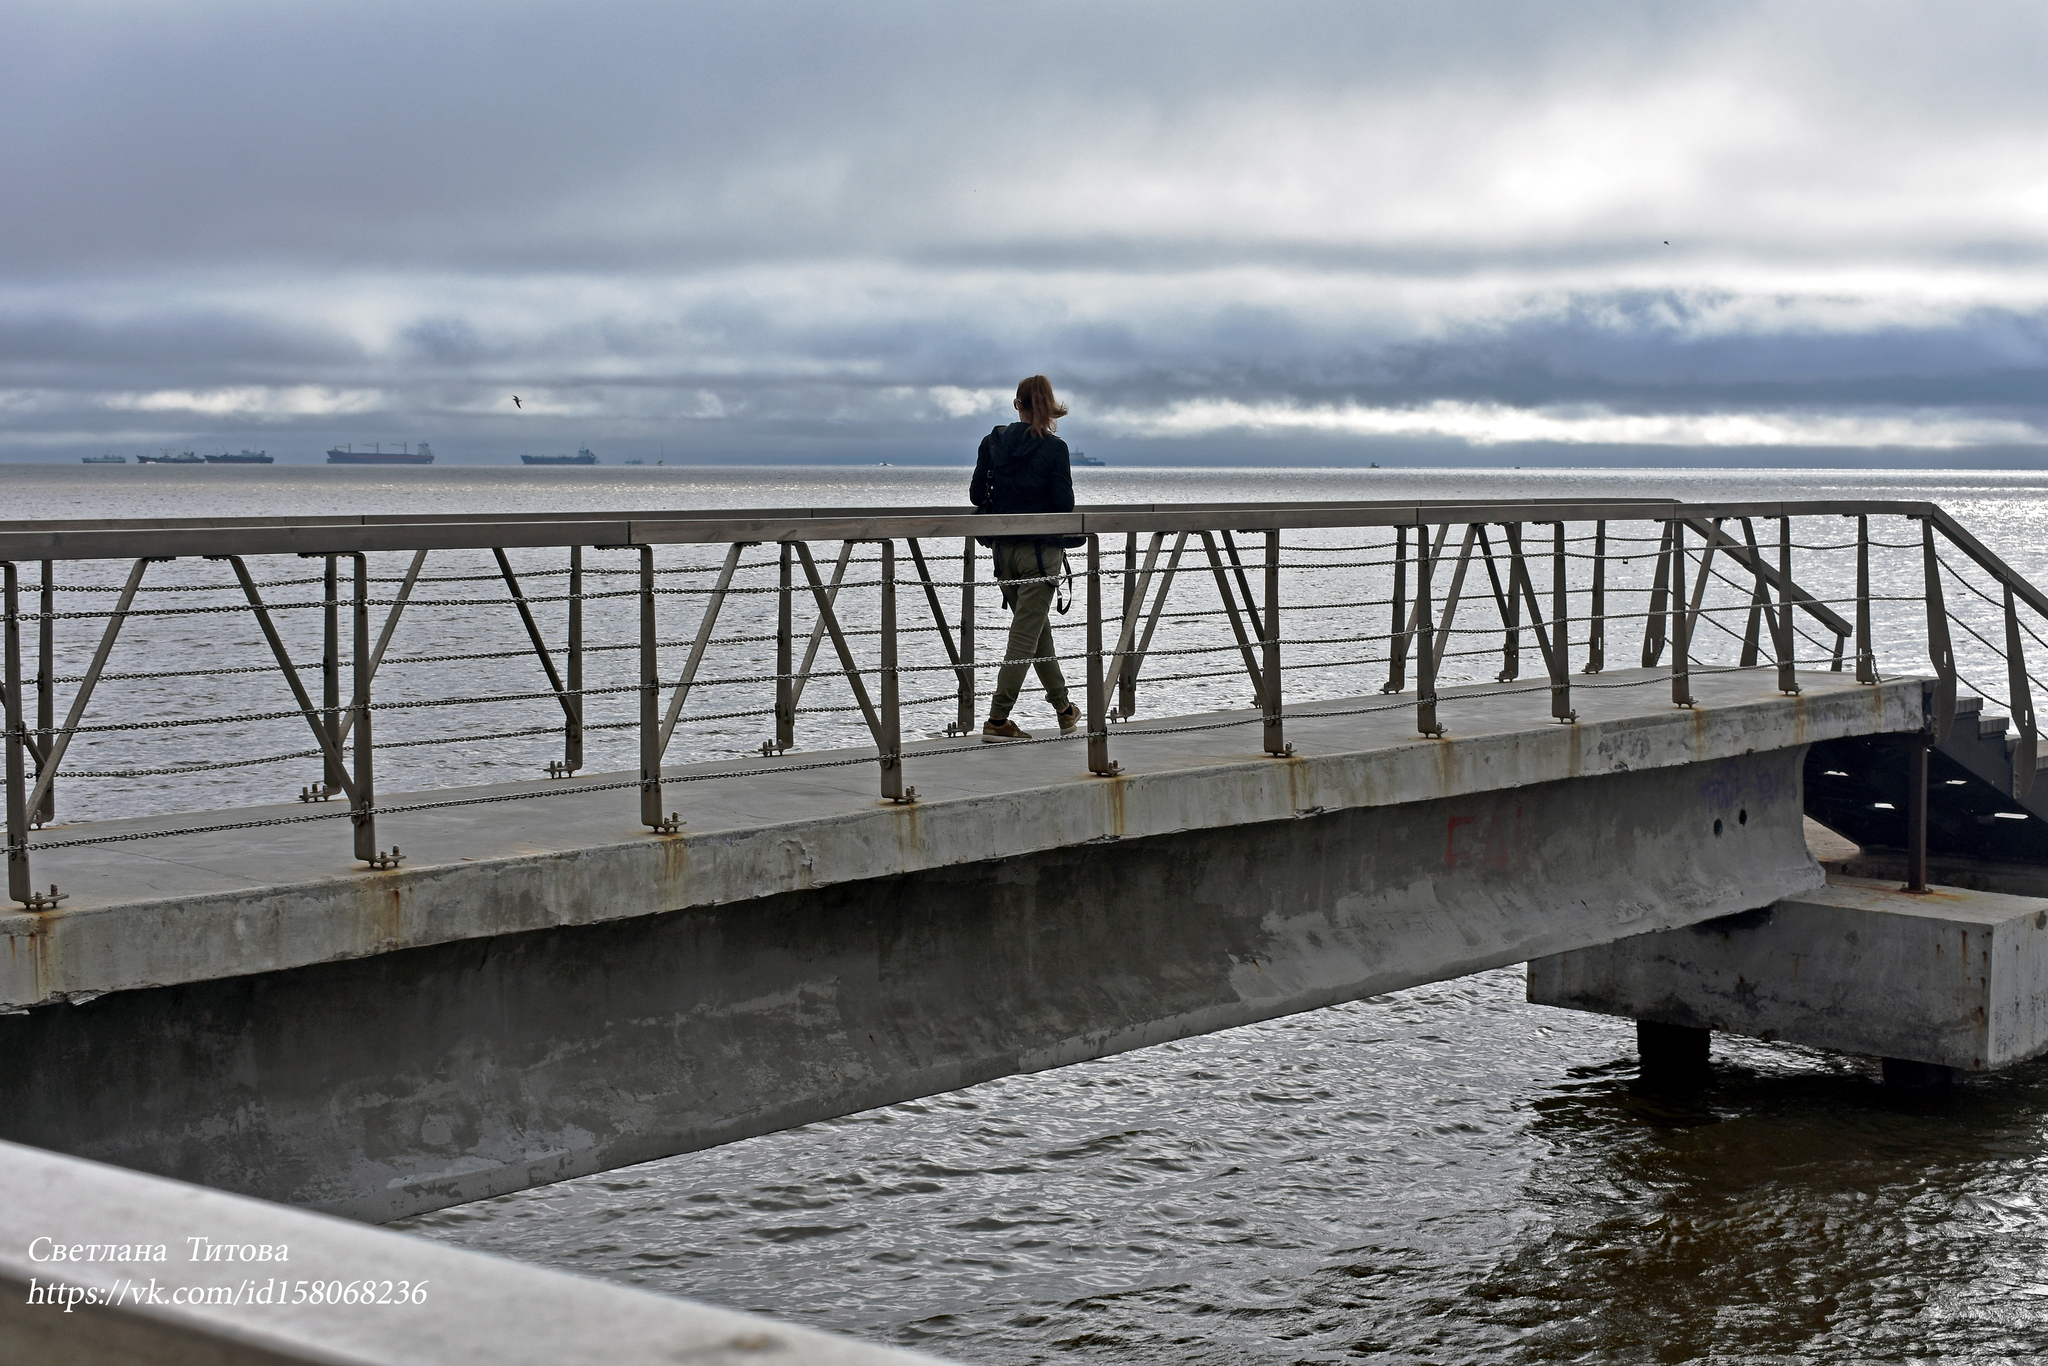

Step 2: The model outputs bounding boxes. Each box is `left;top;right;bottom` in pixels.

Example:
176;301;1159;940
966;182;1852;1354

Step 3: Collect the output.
14;463;2048;1362
396;969;2048;1364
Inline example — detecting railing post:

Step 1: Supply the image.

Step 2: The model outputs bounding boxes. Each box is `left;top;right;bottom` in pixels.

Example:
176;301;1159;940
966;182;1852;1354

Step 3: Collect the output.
1775;515;1800;694
1500;525;1522;682
1549;523;1573;721
776;541;795;751
1921;519;1956;743
1382;526;1408;693
1416;522;1442;737
34;558;52;823
1583;522;1605;674
1670;519;1693;706
4;561;33;907
1855;514;1877;684
348;552;394;868
2006;582;2037;799
321;554;344;798
1086;534;1116;775
878;540;911;802
1263;528;1287;755
959;536;977;734
1119;531;1139;718
566;544;584;774
637;544;674;831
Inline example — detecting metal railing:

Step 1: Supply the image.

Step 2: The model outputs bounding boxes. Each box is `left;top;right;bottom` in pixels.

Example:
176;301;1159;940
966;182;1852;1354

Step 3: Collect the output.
4;497;2043;909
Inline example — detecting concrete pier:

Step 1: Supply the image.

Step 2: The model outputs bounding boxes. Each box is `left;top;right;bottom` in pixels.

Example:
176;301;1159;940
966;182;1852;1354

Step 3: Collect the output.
1528;877;2048;1073
1;668;1923;1220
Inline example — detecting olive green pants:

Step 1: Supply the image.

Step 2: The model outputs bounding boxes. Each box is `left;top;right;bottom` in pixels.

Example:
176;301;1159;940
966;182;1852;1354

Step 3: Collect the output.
990;540;1072;719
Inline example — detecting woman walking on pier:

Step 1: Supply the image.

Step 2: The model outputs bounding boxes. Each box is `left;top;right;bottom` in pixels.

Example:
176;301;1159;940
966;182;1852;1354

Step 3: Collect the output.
969;375;1081;741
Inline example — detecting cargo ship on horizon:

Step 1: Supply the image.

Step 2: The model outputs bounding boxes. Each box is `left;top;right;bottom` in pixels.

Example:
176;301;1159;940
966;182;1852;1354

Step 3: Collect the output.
205;449;273;464
327;442;434;465
521;448;598;466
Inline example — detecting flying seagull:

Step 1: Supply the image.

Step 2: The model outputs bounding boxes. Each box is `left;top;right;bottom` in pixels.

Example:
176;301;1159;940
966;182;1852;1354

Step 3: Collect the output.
513;395;523;408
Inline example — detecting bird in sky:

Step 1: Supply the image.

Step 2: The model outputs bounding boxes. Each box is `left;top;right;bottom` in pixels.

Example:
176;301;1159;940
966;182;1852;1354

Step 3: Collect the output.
1663;240;1670;245
512;395;523;408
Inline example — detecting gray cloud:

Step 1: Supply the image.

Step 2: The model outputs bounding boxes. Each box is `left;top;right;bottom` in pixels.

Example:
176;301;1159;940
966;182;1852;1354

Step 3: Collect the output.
5;2;2048;463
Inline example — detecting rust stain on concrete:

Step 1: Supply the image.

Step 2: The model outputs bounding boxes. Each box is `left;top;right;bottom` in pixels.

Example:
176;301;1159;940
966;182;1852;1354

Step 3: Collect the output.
1436;731;1459;796
660;831;691;896
352;874;408;952
890;799;923;872
1283;753;1312;815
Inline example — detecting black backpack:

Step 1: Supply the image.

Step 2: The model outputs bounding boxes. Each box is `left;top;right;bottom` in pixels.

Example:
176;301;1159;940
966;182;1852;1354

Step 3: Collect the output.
975;424;1084;549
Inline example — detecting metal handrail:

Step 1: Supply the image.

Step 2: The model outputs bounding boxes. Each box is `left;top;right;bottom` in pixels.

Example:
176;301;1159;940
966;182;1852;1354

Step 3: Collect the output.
5;496;2045;909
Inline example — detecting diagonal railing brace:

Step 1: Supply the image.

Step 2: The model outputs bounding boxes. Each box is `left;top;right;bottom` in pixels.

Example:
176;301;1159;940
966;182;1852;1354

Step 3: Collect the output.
657;542;748;753
793;541;887;749
226;556;358;805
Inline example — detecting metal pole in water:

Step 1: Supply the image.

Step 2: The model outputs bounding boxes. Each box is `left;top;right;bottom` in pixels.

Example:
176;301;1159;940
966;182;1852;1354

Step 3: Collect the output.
1906;737;1930;892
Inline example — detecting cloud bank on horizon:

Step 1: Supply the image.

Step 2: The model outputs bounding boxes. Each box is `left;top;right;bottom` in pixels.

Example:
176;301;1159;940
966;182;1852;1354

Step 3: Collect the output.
5;0;2047;463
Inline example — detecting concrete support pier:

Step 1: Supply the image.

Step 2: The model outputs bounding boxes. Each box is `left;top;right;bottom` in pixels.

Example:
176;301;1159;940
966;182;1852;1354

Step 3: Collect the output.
1635;1020;1711;1085
1529;878;2048;1075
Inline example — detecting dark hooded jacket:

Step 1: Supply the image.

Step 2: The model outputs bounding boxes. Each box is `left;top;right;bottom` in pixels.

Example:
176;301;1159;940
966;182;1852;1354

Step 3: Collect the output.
970;422;1074;531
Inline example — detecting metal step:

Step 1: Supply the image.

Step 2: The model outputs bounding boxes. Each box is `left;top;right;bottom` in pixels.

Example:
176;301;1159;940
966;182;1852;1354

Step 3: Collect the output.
1805;691;2048;865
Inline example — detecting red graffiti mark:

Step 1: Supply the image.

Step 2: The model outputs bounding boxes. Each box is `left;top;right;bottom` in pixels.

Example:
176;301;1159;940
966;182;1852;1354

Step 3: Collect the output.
1446;807;1525;870
1446;814;1478;868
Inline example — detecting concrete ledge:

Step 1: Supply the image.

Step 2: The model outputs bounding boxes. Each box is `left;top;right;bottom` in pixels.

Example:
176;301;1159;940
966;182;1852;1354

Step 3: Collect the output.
1527;878;2048;1070
3;668;1922;1011
0;1140;941;1366
1820;850;2048;899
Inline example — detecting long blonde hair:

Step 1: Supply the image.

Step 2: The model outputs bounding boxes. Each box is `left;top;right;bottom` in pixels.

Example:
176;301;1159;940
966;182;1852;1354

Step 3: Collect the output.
1014;375;1069;438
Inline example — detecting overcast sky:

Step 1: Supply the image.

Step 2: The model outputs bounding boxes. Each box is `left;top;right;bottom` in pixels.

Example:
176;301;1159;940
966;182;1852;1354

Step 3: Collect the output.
6;1;2047;464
